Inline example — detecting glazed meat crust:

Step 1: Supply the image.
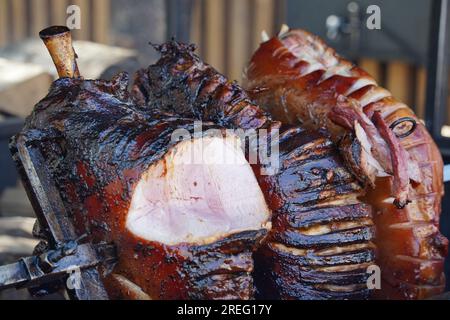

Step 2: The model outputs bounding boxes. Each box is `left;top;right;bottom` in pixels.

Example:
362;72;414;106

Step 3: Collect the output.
133;42;376;299
16;73;268;300
244;29;448;299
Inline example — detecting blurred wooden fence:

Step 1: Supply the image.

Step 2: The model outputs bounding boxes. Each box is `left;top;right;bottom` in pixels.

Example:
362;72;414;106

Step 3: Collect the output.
189;0;429;119
0;0;440;120
190;0;285;81
0;0;111;46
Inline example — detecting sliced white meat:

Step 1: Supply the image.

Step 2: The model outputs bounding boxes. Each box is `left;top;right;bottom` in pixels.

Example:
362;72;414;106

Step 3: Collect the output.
126;135;271;245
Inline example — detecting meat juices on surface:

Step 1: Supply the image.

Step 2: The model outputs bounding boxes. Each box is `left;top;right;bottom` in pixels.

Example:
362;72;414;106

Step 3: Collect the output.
132;42;376;299
244;28;448;299
15;73;270;299
252;127;375;299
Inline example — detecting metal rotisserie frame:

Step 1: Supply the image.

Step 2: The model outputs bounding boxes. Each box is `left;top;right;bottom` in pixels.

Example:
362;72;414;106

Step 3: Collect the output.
425;0;450;154
0;132;116;300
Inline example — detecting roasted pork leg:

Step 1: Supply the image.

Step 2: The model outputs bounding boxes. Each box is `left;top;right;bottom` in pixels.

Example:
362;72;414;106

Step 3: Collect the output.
244;28;448;299
17;72;271;299
132;42;376;299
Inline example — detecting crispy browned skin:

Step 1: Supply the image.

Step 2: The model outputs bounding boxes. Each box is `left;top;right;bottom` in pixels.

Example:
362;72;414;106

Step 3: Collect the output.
133;42;376;299
244;29;448;299
15;73;268;300
253;127;375;299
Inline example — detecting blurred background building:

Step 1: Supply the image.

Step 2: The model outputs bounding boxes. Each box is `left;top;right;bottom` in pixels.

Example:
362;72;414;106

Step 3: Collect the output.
0;0;449;297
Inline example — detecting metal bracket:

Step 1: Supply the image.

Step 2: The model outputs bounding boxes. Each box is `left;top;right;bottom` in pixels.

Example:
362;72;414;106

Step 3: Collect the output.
425;0;450;154
0;131;116;299
0;242;116;292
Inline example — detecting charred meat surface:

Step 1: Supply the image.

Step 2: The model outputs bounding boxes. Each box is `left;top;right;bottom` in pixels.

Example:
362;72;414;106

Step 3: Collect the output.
244;28;448;299
253;127;375;299
133;42;376;299
16;73;271;299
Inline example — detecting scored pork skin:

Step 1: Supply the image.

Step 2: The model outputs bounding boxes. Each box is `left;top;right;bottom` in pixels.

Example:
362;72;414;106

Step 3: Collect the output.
244;29;448;299
16;72;271;299
132;42;376;299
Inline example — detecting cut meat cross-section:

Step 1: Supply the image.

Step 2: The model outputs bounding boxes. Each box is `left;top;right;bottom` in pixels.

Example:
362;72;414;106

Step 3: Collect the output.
126;135;271;246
